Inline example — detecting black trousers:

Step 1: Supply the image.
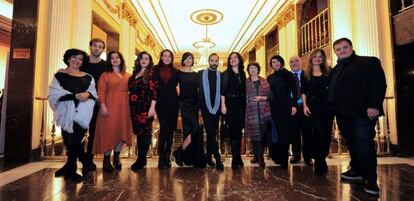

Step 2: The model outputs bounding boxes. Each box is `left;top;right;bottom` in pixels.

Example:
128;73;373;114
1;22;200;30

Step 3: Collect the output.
251;140;264;160
308;99;334;164
137;134;152;162
225;97;244;158
201;106;221;159
156;102;178;156
290;104;312;161
85;104;99;158
62;123;87;174
337;116;378;184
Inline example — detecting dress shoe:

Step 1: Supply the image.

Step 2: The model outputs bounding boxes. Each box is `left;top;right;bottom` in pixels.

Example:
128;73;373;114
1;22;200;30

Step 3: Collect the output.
55;163;67;177
173;148;184;167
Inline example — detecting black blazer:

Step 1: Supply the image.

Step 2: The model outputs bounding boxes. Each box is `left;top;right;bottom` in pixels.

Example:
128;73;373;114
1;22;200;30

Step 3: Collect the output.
331;55;386;117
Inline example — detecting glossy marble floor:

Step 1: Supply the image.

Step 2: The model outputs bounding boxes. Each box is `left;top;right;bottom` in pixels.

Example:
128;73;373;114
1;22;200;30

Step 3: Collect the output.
0;156;413;201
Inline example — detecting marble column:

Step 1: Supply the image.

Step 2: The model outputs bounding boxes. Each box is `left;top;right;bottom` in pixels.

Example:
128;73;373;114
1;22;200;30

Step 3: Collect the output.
120;19;131;67
4;0;39;162
72;0;92;51
329;0;353;62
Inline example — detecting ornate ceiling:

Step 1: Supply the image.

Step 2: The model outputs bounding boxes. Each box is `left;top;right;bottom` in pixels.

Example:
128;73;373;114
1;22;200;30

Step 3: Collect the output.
131;0;287;54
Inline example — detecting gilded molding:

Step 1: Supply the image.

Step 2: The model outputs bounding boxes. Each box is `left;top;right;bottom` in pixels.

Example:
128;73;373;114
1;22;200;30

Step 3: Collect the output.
277;4;295;27
144;35;156;49
254;36;264;49
102;0;120;15
242;53;248;61
122;3;137;26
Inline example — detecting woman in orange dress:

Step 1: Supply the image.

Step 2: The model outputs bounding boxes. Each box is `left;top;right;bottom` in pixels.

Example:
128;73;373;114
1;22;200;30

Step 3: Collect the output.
93;51;132;172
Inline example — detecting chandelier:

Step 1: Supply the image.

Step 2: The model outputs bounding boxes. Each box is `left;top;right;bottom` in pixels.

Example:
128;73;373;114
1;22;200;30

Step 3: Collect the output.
191;9;223;68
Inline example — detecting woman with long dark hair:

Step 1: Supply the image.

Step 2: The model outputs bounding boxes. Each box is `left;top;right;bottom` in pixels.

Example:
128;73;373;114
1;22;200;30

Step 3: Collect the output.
93;51;132;172
152;49;179;169
245;62;272;168
48;49;97;182
302;49;334;175
221;52;246;169
128;51;157;170
267;55;297;169
173;52;206;168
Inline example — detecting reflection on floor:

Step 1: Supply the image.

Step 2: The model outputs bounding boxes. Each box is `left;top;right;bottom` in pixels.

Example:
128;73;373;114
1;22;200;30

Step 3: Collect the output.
0;157;413;200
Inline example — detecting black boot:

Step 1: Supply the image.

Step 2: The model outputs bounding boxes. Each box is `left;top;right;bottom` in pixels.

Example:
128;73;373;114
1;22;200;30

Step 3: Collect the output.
215;155;224;170
103;155;114;172
88;154;97;171
231;141;242;169
64;157;82;182
158;152;167;170
131;157;146;171
113;152;122;170
206;154;216;167
55;162;68;177
235;141;244;167
173;148;184;167
258;156;266;168
164;153;171;168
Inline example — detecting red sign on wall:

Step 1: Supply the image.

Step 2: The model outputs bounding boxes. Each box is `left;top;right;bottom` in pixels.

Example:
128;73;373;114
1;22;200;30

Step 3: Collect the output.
13;48;31;59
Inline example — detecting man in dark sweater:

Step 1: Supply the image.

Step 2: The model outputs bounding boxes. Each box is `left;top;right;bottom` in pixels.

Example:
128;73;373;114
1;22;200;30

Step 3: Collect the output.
198;53;224;170
328;38;386;196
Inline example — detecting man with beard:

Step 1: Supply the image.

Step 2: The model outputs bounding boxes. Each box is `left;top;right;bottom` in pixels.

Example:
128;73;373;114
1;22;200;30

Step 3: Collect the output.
55;38;106;177
198;53;224;170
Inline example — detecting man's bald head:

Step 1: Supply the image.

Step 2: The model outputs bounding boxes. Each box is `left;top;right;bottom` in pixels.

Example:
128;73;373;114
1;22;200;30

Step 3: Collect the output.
289;55;301;72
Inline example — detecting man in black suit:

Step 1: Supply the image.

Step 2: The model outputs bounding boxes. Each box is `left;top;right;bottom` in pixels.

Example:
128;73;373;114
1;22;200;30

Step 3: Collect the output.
289;56;312;166
198;53;224;170
328;38;386;196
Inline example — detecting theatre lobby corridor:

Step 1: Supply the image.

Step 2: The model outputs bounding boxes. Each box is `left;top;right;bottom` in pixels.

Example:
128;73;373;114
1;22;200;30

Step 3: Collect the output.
1;0;414;200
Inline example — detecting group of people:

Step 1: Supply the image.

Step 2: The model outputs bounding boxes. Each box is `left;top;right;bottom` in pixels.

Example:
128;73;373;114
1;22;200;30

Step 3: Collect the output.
48;37;386;196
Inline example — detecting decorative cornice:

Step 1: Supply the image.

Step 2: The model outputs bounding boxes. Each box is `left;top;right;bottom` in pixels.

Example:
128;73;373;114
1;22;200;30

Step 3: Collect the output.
254;36;265;49
242;53;248;61
144;35;156;49
277;4;295;27
102;0;120;15
122;3;137;26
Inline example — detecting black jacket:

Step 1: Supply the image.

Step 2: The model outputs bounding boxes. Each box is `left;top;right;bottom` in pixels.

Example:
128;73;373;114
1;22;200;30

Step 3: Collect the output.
329;54;386;117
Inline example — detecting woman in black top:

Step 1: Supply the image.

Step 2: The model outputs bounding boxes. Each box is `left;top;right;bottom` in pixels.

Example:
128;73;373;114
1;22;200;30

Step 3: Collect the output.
173;52;206;168
221;52;246;169
48;49;97;182
302;49;334;175
266;55;297;169
152;49;179;169
128;51;157;170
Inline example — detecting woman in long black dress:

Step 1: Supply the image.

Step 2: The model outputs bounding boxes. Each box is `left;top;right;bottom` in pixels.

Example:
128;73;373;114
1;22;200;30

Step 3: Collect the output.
48;49;97;182
152;49;179;169
221;52;246;169
128;51;157;170
302;49;334;175
173;52;206;168
267;55;297;169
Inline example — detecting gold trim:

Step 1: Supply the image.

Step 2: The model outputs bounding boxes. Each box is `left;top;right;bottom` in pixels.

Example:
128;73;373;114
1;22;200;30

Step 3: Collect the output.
277;4;295;27
239;1;288;55
148;0;177;53
229;0;267;53
157;0;180;52
133;0;168;50
254;36;264;49
121;3;137;26
190;9;224;25
102;0;120;15
227;0;260;53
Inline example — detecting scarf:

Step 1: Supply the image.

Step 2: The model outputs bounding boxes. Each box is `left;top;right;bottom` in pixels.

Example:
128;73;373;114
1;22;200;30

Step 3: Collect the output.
48;75;97;133
202;68;220;114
